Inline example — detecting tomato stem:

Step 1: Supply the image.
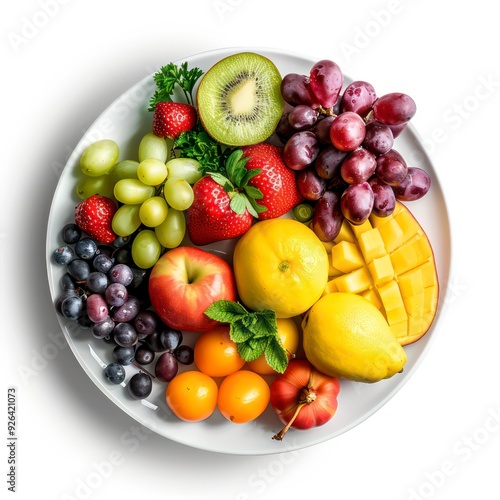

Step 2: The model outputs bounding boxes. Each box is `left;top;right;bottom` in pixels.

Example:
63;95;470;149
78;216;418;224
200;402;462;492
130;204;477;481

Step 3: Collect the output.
272;385;316;441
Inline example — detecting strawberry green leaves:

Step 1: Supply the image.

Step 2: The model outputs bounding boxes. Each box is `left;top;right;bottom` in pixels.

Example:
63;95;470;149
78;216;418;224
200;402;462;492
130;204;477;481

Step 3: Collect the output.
205;300;289;373
209;150;267;218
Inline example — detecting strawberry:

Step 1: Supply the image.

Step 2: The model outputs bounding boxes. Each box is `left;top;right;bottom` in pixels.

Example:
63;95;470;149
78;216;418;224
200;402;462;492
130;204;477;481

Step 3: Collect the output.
187;150;266;246
152;101;197;139
242;143;304;219
74;194;117;244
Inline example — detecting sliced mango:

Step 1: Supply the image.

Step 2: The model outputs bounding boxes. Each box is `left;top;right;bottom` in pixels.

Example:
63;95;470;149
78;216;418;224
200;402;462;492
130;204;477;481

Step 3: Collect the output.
323;202;439;345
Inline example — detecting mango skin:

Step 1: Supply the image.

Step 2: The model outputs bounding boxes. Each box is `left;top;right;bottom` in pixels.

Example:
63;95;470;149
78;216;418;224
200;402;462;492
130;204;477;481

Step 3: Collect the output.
302;293;407;383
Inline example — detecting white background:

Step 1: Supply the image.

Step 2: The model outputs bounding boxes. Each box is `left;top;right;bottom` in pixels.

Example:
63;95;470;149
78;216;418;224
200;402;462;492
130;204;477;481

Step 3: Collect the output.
2;0;499;499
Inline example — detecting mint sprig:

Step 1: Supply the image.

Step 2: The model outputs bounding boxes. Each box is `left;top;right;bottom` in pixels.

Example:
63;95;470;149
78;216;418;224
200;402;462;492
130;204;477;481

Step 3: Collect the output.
204;300;289;373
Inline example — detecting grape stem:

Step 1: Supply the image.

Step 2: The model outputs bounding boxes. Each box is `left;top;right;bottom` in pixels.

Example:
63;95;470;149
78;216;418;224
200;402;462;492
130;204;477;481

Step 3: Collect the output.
318;106;338;117
131;360;156;379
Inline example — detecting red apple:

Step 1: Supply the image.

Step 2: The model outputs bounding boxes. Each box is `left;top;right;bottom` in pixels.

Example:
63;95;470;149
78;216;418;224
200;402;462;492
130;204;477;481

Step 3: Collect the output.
148;246;237;332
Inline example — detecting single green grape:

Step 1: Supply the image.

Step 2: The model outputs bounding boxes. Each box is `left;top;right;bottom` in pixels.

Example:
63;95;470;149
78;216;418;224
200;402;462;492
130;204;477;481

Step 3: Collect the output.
138;132;170;163
154;208;186;249
131;230;162;269
80;139;119;177
112;204;142;236
137;158;168;186
293;203;314;223
163;178;194;211
139;196;169;228
76;175;115;200
166;158;203;184
114;179;156;204
108;160;139;184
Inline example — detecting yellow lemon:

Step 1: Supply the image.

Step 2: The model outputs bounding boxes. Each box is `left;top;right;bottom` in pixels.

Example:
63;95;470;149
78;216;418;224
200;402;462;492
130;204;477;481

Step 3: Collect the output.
302;292;407;383
233;218;329;318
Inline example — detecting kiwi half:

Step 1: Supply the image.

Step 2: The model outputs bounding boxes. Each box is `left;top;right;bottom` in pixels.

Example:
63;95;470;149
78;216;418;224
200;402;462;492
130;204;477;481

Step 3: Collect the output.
196;52;284;146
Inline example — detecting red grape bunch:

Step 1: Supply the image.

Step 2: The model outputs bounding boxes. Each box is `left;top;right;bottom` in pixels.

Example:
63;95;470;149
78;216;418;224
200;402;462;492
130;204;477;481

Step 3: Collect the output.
277;59;431;242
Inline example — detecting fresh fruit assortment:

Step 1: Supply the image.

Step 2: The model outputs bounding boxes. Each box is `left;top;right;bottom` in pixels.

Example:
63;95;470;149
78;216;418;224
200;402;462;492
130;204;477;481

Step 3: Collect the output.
50;51;439;441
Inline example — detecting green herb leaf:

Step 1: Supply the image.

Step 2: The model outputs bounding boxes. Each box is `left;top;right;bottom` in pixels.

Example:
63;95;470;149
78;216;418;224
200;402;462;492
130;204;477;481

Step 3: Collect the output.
204;300;289;373
204;300;248;323
148;62;203;109
173;125;234;176
264;337;289;374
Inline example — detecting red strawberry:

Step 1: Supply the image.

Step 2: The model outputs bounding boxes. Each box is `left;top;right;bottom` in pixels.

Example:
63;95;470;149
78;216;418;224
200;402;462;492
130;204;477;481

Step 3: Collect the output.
187;150;266;246
242;143;304;219
74;194;117;244
152;101;197;139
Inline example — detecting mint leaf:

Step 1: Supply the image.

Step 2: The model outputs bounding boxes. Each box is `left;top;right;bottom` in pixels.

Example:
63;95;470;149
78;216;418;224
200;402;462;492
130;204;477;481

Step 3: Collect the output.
264;336;289;374
204;300;290;372
205;300;248;323
237;337;270;362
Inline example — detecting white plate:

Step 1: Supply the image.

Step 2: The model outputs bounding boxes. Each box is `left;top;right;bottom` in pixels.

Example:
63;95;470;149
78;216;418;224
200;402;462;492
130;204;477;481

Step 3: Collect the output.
46;47;452;455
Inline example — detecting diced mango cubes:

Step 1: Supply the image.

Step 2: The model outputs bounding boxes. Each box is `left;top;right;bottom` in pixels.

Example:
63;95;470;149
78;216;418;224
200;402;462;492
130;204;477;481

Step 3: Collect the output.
323;202;439;345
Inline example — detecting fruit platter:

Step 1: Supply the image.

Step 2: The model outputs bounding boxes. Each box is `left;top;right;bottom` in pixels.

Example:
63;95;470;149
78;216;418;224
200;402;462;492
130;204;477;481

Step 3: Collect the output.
46;47;451;455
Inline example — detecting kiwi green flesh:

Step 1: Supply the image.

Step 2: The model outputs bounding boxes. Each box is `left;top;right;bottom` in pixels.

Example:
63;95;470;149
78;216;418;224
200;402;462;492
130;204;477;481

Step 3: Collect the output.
196;52;284;147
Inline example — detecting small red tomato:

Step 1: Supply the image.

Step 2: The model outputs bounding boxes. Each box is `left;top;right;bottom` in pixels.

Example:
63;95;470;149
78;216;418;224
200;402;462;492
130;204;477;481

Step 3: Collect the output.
270;358;340;440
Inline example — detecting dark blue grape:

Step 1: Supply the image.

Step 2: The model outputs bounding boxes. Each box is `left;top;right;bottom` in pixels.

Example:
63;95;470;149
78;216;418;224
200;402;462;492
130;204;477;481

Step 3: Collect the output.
86;272;109;294
61;273;77;292
113;345;135;365
104;363;126;384
127;372;152;400
174;345;194;365
112;236;131;248
61;295;83;320
61;223;82;244
67;259;90;282
75;238;98;260
92;317;115;339
115;249;131;264
130;267;147;289
145;331;168;352
134;345;155;365
93;253;114;273
161;328;183;351
55;291;78;315
52;245;74;265
134;310;160;336
113;322;138;348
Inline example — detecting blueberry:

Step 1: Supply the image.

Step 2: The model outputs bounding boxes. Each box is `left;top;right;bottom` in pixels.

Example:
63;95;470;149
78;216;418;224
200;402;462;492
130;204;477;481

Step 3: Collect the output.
86;271;109;294
61;223;82;244
67;259;90;282
104;363;126;385
61;295;83;320
61;273;77;292
75;238;98;260
52;245;74;265
93;253;114;273
113;345;135;365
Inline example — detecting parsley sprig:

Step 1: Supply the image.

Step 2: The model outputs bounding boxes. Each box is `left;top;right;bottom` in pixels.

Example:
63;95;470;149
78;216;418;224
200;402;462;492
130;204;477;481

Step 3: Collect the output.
205;300;289;374
148;62;203;110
